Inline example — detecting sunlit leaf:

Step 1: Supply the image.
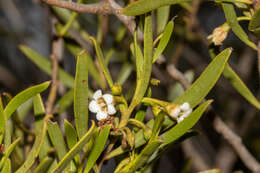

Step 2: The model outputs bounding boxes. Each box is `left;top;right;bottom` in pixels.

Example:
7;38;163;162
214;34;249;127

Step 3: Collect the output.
173;48;232;108
74;51;89;138
51;121;95;173
84;125;111;173
4;81;50;119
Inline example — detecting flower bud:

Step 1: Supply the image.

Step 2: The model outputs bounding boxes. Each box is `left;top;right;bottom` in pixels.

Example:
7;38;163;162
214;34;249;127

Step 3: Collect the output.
112;84;122;95
207;23;230;46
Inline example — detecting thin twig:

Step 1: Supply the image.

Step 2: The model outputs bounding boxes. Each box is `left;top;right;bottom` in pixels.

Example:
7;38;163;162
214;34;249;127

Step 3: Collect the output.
167;64;190;89
46;39;60;114
41;0;112;14
214;117;260;173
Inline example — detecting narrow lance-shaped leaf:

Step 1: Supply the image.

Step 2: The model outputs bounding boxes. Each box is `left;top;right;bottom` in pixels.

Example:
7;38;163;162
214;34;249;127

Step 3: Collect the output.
66;44;105;89
33;94;51;161
19;45;74;88
121;0;192;16
248;7;260;38
173;48;232;108
153;20;174;63
0;137;21;169
84;125;111;173
2;159;11;173
0;98;4;144
64;120;80;165
162;100;212;146
16;116;48;173
222;3;257;50
47;121;68;160
133;31;144;81
4;81;50;119
51;121;95;173
74;51;89;138
157;6;170;35
90;37;114;89
123;13;153;126
209;48;260;110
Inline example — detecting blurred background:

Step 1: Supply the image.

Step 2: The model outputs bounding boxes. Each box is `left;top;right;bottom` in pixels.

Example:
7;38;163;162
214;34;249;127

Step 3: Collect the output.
0;0;259;172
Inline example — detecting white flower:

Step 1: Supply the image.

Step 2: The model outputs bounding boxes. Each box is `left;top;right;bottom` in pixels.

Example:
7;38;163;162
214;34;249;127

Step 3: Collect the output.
89;90;116;121
169;102;192;123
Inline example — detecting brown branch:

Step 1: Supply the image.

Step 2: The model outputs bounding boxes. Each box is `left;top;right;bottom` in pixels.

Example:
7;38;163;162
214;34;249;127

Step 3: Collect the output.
214;117;260;173
41;0;112;14
46;39;60;114
258;41;260;81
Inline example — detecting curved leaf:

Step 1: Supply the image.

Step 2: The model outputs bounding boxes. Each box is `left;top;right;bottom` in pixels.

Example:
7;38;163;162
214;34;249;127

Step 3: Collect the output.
84;125;111;173
153;20;174;63
249;7;260;38
4;81;50;119
121;0;192;16
34;157;54;173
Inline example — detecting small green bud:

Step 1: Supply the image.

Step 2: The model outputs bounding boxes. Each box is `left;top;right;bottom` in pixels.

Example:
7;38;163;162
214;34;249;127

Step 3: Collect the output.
150;78;160;86
112;84;122;95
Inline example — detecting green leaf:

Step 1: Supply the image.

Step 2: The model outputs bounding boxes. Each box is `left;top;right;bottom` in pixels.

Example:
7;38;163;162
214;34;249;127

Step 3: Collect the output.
33;94;45;116
4;81;50;119
19;45;74;88
156;6;170;35
34;157;54;173
133;31;144;81
149;112;165;141
0;138;21;169
124;14;153;126
33;95;51;161
74;51;89;138
209;48;260;110
222;3;257;50
249;7;260;38
16;116;48;173
84;125;111;173
153;20;174;63
66;44;105;89
64;120;80;164
0;98;4;144
117;139;162;173
1;159;11;173
173;48;232;108
47;121;68;160
90;37;114;89
162;100;212;146
121;0;192;16
51;121;95;173
224;65;260;109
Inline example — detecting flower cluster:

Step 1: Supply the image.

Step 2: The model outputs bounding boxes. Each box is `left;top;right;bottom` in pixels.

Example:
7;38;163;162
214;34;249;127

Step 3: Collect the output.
168;102;192;123
89;90;116;121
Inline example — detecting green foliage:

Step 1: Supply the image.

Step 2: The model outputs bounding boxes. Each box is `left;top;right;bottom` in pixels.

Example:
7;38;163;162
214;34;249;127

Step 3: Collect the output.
1;0;260;172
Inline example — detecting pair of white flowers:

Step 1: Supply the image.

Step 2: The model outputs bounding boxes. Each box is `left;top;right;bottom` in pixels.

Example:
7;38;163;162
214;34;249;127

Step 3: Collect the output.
89;90;192;123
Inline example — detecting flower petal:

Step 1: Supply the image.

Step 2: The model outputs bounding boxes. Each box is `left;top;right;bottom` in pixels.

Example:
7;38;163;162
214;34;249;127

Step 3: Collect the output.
93;90;102;100
180;102;190;111
96;111;108;121
103;94;113;104
89;100;99;113
170;107;181;119
107;104;116;115
182;109;192;118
